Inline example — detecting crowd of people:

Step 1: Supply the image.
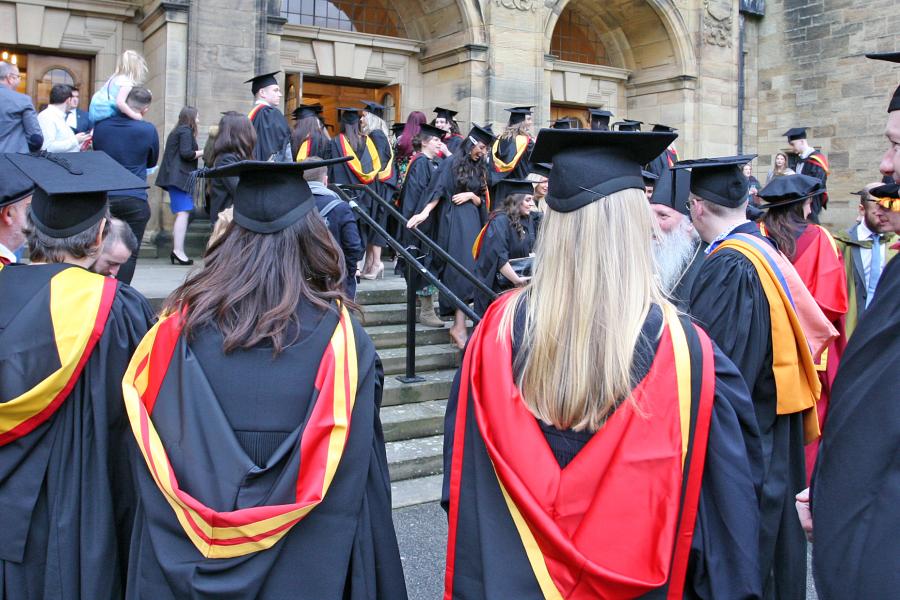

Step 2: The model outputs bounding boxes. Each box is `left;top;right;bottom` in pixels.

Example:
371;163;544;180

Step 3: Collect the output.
0;45;898;600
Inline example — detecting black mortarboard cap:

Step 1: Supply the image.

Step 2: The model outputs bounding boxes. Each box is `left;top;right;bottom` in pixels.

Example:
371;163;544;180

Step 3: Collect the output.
784;127;807;142
641;170;659;183
651;124;678;133
870;182;900;212
391;123;406;136
506;106;534;126
418;124;444;140
0;154;35;208
531;130;677;213
482;123;495;134
292;103;322;120
495;178;535;201
466;125;495;148
244;71;280;95
671;154;757;208
650;167;692;215
529;162;552;178
338;107;360;125
434;107;458;120
865;52;900;113
550;117;579;130
588;109;613;130
614;120;643;132
756;174;824;208
360;100;385;118
9;151;147;238
194;157;352;233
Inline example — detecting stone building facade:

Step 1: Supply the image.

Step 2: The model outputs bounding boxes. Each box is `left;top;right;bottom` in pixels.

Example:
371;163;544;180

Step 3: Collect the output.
0;0;897;239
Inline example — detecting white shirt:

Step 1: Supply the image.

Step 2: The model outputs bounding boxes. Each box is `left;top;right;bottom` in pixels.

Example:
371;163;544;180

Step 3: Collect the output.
856;221;886;286
0;241;17;264
38;104;79;153
796;147;815;175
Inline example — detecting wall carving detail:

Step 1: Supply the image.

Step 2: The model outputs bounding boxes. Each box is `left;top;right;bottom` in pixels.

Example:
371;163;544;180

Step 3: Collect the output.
703;0;733;47
496;0;537;12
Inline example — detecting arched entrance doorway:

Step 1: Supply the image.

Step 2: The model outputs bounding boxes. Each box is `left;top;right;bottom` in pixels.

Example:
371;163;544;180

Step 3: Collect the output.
277;0;485;130
544;0;697;144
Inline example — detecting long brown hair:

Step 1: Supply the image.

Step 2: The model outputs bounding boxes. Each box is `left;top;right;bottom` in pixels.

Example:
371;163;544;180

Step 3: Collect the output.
502;192;531;239
290;115;323;158
177;105;198;138
763;201;807;260
340;119;365;155
213;112;256;162
164;211;357;355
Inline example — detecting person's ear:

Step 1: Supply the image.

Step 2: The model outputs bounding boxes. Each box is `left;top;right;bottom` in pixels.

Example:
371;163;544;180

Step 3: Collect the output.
0;206;11;226
95;218;107;248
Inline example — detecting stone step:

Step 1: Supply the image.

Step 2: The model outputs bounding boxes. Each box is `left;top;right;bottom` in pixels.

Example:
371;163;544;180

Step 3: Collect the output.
355;284;407;306
386;435;444;482
379;344;461;376
391;474;443;509
367;322;450;350
382;400;447;443
360;303;407;326
382;368;456;407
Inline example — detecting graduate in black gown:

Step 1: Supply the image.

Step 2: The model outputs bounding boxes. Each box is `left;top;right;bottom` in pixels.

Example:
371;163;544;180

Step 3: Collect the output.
360;101;397;280
290;103;332;161
124;158;407;600
783;128;829;222
434;107;464;155
443;129;762;599
684;155;824;600
810;62;900;592
396;123;446;327
0;151;154;599
489;107;534;197
329;107;380;236
407;125;495;349
587;108;613;131
472;179;537;316
245;71;292;162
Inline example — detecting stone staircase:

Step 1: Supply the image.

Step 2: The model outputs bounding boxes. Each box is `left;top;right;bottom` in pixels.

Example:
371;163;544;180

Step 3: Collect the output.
355;275;458;509
135;257;459;510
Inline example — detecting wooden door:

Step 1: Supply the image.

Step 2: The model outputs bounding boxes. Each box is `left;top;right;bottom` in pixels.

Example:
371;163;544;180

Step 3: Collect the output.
550;104;589;128
302;80;402;132
28;54;91;111
284;73;303;121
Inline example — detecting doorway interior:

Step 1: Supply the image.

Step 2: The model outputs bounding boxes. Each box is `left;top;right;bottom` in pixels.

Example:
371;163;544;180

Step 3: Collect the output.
285;75;402;131
0;49;92;111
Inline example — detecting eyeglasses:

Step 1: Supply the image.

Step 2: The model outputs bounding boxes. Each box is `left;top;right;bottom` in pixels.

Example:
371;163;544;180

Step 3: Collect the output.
684;198;694;212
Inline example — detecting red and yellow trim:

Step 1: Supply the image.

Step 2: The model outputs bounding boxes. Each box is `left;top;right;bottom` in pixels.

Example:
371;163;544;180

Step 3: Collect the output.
247;103;265;122
874;195;900;212
806;153;830;175
714;238;821;442
338;135;382;184
122;304;358;559
0;269;116;445
491;135;529;173
295;138;312;162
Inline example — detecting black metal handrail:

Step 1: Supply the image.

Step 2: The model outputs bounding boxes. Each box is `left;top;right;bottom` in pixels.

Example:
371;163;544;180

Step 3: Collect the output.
337;183;498;300
329;184;481;382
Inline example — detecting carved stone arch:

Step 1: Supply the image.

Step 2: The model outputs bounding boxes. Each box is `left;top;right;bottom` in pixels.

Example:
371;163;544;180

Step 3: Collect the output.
544;0;697;80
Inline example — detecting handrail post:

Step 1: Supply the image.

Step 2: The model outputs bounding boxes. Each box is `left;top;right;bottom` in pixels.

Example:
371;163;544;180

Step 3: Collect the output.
397;258;425;384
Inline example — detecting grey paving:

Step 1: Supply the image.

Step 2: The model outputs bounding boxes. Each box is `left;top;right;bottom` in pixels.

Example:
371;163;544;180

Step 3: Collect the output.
393;501;447;600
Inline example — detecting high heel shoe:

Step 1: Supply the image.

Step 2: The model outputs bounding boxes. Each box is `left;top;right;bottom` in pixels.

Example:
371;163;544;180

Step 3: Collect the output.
360;262;384;280
170;251;194;266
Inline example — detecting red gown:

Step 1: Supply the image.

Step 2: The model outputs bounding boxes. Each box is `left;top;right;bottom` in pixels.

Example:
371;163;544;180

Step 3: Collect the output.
791;224;848;483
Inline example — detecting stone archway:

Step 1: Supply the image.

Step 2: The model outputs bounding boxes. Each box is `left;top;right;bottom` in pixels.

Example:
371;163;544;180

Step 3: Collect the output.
543;0;698;139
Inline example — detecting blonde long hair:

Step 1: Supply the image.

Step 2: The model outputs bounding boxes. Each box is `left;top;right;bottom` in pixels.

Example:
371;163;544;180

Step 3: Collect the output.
115;50;148;84
501;188;669;432
502;120;531;141
362;112;390;138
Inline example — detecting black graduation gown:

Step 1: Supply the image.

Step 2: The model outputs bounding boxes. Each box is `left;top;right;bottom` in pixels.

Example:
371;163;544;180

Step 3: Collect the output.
329;136;379;245
489;136;534;192
251;105;291;162
124;301;407;600
0;263;154;600
444;133;464;155
425;157;489;316
689;222;807;600
291;132;333;161
442;302;763;599
473;213;536;316
369;130;397;248
811;257;900;599
399;153;441;246
795;151;828;220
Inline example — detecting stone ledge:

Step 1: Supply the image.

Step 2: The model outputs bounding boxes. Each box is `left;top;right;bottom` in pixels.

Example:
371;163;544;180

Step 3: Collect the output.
419;43;488;73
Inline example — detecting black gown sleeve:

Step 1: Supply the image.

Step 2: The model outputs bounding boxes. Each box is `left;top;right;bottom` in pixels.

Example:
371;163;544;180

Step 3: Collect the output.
686;345;763;599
